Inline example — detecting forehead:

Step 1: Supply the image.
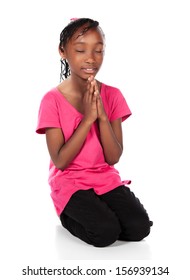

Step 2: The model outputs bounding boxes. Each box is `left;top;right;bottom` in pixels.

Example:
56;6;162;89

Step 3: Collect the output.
71;26;105;44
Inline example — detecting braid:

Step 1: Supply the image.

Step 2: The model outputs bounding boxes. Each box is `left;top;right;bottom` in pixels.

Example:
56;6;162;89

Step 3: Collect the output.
60;59;70;82
59;18;101;81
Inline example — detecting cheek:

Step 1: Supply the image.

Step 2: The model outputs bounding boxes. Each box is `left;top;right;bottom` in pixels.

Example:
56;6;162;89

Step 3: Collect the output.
97;54;104;65
65;54;77;68
67;52;82;64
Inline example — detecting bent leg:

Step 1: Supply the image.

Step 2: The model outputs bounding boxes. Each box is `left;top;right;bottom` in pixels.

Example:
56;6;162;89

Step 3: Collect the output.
100;186;153;241
60;189;121;247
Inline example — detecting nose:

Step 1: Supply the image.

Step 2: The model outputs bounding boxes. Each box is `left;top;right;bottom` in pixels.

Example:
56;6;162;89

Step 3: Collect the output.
85;51;95;64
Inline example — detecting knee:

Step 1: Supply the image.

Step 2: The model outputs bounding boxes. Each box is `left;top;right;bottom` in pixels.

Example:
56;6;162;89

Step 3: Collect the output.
126;219;153;241
88;218;121;247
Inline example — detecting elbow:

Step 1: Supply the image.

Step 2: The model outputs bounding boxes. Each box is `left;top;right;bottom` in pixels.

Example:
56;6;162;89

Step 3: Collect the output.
105;155;121;166
53;159;68;171
56;165;65;171
106;161;116;166
54;163;65;171
106;159;119;166
105;149;123;166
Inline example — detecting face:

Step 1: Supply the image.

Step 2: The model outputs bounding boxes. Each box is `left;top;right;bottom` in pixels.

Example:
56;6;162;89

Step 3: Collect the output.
60;26;105;80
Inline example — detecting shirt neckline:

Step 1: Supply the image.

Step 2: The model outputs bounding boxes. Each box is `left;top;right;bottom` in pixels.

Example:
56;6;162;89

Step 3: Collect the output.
54;83;104;117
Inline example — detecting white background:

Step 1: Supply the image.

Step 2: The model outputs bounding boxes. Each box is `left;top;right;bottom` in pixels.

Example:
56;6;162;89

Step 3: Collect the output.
0;0;190;278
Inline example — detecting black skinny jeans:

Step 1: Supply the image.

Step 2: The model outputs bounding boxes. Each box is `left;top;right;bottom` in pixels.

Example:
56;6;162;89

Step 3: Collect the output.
60;186;153;247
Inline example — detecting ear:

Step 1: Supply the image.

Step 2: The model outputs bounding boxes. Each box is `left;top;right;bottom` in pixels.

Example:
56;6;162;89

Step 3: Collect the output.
58;46;66;59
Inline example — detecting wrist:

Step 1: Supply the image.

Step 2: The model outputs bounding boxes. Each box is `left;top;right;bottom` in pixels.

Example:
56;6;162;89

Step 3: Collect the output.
98;115;109;123
81;117;94;127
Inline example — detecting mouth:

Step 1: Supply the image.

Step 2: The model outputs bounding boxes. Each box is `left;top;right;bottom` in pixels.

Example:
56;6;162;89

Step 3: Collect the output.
81;67;97;74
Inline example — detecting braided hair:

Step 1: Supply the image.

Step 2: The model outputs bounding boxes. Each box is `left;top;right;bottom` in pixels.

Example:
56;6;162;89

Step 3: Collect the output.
59;18;102;82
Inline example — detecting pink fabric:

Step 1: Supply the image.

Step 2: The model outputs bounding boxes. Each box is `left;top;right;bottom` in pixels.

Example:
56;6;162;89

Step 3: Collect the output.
36;83;132;215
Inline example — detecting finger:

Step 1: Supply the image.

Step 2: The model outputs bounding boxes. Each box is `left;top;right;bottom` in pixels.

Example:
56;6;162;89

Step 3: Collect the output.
93;80;100;97
88;75;94;82
84;82;91;102
92;91;97;102
85;76;94;101
94;79;99;90
94;89;99;96
96;95;101;106
89;80;96;98
86;75;94;91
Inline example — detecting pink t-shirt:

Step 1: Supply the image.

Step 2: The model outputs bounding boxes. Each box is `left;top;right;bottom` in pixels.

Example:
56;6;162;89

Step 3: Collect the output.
36;83;132;215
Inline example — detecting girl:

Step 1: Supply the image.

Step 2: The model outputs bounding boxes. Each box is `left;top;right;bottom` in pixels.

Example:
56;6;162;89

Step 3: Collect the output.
36;18;153;247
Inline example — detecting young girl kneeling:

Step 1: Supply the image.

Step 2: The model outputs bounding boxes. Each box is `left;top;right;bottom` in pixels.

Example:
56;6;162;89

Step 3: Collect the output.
36;18;153;247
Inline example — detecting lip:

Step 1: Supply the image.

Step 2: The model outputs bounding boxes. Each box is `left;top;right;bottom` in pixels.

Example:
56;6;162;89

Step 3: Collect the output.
81;67;97;74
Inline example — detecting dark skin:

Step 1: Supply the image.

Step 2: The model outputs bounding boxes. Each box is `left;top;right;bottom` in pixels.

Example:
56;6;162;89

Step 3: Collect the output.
46;26;123;170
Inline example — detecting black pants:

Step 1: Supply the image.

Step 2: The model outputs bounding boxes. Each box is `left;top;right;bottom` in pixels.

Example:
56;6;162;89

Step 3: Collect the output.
60;186;153;247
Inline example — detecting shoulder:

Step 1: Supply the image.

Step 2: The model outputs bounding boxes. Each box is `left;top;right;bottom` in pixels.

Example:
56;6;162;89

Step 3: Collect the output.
101;83;121;94
38;87;64;111
40;87;59;103
100;83;132;121
101;83;125;102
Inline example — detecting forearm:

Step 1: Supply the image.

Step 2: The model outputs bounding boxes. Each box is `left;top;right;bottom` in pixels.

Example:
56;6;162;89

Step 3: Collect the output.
98;117;123;165
57;119;92;170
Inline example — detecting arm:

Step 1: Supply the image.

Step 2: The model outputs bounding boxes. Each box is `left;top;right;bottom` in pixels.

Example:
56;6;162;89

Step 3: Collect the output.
93;79;123;165
45;119;92;170
98;116;123;165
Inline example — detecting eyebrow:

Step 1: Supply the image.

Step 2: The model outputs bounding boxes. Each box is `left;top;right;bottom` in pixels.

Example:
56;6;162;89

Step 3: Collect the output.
73;42;104;45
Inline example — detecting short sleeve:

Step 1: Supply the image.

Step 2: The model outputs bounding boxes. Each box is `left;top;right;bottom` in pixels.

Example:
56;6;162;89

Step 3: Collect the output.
105;86;132;122
36;92;61;134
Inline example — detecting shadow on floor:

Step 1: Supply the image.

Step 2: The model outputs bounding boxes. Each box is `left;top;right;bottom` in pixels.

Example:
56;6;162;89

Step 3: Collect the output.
54;225;152;260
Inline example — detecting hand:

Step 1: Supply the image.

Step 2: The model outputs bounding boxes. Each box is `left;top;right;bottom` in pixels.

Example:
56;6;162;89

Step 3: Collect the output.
93;80;107;121
83;76;98;124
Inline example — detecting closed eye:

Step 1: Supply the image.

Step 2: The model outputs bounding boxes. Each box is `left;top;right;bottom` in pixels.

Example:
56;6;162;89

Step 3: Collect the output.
95;50;103;53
